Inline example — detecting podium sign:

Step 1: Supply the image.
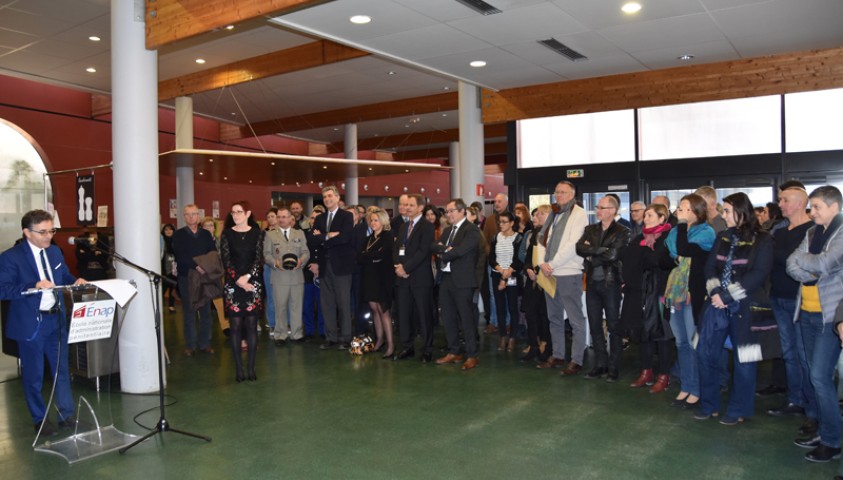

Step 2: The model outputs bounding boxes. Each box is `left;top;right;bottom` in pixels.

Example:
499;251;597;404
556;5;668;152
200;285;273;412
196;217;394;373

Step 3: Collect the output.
68;299;117;344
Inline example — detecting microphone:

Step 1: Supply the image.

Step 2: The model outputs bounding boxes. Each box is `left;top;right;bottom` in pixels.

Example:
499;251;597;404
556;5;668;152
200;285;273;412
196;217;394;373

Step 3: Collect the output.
68;236;95;246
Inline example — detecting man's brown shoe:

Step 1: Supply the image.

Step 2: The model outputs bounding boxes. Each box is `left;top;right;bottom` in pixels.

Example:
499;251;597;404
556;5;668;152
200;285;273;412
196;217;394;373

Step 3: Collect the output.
536;357;565;369
461;357;479;370
560;362;582;376
436;353;464;365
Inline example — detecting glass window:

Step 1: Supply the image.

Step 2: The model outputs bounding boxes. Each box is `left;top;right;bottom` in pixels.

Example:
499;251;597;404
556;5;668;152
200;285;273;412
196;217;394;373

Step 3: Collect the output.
639;96;782;160
649;189;695;213
716;187;774;211
528;194;551;212
581;191;630;225
0;119;52;247
517;110;635;168
785;88;843;152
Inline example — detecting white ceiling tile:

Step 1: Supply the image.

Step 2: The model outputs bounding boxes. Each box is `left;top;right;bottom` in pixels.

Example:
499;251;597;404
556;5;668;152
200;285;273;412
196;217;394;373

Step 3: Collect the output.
710;0;843;42
598;13;727;53
552;0;706;29
366;23;491;61
0;49;71;74
0;6;75;38
631;40;740;69
541;54;645;80
0;28;37;49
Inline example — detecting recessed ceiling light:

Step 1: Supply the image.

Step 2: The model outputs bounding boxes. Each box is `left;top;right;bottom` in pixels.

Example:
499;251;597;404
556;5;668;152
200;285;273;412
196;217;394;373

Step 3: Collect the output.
469;60;486;68
323;166;328;169
195;58;206;64
621;2;642;14
271;162;275;166
249;180;252;184
209;158;214;162
443;86;450;91
88;35;101;42
678;54;695;61
333;127;339;131
368;167;373;171
405;169;410;173
85;67;96;73
441;113;448;117
199;172;203;175
225;25;234;30
350;15;371;24
223;176;228;180
388;71;396;75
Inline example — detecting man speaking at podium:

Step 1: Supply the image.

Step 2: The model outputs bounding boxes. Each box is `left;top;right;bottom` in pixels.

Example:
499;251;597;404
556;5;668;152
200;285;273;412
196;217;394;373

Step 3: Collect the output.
0;209;87;435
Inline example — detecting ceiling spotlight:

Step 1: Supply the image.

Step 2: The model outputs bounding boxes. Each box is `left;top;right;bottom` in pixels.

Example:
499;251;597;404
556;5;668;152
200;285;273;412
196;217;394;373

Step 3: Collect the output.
249;180;253;184
441;113;448;117
223;176;228;180
271;162;275;166
195;58;206;64
368;167;373;171
323;166;328;169
350;15;371;24
388;71;397;75
469;60;487;68
199;172;203;175
443;86;450;91
88;36;101;42
85;67;97;73
209;158;214;162
678;54;695;61
225;25;235;30
621;2;642;14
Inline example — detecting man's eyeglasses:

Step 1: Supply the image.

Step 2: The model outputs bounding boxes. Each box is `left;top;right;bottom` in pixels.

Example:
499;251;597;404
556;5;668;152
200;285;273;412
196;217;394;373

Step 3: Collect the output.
30;228;57;235
595;206;615;211
630;208;645;213
445;208;459;214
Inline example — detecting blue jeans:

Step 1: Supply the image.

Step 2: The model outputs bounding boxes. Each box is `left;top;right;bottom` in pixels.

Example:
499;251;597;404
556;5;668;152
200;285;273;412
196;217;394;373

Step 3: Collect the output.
302;282;324;336
670;305;699;397
698;305;757;418
178;275;212;350
799;311;842;448
770;296;810;408
263;265;275;329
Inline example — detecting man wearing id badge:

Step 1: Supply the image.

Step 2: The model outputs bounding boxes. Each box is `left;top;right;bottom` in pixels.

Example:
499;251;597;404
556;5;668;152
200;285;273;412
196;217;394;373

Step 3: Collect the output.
392;193;435;362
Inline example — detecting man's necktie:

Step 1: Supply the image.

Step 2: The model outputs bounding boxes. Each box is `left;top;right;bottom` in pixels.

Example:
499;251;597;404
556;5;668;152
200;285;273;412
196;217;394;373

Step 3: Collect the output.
327;212;334;231
446;225;458;246
406;220;414;238
284;229;289;241
40;249;53;283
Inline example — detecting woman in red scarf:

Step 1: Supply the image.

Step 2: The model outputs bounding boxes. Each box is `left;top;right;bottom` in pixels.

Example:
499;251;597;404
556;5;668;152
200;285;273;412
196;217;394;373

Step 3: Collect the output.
620;204;676;393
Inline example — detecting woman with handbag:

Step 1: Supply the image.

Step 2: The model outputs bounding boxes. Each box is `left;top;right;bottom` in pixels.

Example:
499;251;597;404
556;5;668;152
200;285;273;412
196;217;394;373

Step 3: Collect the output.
664;194;716;408
621;204;675;393
694;192;773;425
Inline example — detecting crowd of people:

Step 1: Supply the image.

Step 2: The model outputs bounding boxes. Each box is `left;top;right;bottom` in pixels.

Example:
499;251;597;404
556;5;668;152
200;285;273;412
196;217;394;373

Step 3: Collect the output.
164;181;843;466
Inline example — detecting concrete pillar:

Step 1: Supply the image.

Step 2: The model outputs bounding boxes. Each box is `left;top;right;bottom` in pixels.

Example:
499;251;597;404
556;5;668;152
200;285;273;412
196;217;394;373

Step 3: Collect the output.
449;141;460;199
344;124;359;205
458;82;485;206
111;0;162;393
304;195;314;213
175;96;194;228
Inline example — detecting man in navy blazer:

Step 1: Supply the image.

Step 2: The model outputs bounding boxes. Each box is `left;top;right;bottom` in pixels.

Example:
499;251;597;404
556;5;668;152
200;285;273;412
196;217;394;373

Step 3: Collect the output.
0;210;87;435
433;199;482;370
311;186;356;349
392;193;435;362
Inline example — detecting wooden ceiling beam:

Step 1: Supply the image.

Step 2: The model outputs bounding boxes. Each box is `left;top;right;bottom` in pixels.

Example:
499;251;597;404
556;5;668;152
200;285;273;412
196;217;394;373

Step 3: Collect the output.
145;0;327;50
331;124;508;152
220;92;458;141
482;46;843;124
158;40;369;101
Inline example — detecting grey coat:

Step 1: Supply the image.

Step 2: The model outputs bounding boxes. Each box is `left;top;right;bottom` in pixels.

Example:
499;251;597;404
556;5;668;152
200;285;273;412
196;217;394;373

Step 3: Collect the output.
786;222;843;324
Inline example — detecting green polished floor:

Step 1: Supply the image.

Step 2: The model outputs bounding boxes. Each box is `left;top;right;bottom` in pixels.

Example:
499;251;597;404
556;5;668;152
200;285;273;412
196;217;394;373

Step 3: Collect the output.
0;311;839;480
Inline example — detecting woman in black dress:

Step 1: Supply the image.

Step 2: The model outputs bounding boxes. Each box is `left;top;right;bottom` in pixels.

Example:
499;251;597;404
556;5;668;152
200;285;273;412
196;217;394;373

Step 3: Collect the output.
620;204;676;393
220;201;264;382
160;224;178;312
358;209;395;358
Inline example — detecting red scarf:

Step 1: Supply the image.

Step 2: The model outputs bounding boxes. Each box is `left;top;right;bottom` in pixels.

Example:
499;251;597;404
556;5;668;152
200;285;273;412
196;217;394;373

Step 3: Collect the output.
640;223;672;250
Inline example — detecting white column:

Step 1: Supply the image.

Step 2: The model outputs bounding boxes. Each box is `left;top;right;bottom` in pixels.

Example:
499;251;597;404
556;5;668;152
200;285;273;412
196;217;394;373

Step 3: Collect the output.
304;195;314;212
175;96;194;228
449;141;460;199
111;0;162;393
344;123;359;205
458;82;485;206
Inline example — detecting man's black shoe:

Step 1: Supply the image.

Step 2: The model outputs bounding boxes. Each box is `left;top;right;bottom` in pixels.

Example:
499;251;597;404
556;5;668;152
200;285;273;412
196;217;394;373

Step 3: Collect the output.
319;341;337;350
767;403;805;417
584;367;608;380
420;352;432;363
794;435;821;449
274;339;286;347
394;349;415;360
606;369;619;383
35;419;58;436
804;444;841;463
337;343;350;350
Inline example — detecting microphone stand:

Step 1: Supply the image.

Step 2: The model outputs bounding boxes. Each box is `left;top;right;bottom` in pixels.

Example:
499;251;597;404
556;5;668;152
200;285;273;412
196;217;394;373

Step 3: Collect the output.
86;243;211;453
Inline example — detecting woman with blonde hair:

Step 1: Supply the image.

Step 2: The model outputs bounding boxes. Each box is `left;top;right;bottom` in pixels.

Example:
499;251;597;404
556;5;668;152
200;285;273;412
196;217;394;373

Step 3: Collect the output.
357;208;395;358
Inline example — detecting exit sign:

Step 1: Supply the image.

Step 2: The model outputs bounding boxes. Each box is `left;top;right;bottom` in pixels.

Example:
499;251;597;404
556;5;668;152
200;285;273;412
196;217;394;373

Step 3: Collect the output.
567;169;584;178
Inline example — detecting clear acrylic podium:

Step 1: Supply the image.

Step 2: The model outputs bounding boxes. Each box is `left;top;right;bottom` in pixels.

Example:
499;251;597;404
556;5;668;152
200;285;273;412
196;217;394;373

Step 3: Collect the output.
33;283;139;463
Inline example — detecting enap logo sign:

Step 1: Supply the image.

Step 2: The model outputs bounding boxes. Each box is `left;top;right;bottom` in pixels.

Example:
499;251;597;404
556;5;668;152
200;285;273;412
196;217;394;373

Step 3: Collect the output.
68;300;117;343
73;302;116;320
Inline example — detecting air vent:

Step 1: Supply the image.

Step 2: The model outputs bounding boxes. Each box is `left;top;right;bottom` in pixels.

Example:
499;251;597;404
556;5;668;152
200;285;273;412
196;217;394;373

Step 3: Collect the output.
455;0;502;16
538;38;587;61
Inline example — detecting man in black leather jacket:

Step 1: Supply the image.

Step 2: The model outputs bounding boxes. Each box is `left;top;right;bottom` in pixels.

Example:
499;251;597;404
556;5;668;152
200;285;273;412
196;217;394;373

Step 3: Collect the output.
576;195;631;382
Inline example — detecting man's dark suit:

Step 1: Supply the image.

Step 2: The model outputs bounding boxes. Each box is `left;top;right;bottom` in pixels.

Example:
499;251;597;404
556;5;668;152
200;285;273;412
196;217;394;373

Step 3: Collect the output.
433;220;481;358
390;215;406;236
0;241;76;424
392;216;434;355
312;208;355;344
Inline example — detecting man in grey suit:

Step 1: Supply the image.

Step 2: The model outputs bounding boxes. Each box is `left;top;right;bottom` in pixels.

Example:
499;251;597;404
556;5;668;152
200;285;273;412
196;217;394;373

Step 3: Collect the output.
264;207;310;345
433;199;482;370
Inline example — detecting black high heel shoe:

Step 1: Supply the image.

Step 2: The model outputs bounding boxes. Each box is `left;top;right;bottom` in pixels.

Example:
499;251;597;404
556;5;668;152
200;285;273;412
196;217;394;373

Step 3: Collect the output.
247;372;257;381
382;349;394;359
236;373;245;383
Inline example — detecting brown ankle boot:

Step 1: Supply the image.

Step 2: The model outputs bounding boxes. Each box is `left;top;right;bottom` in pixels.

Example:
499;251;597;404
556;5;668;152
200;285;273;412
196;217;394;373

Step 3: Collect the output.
649;374;670;394
629;369;653;388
